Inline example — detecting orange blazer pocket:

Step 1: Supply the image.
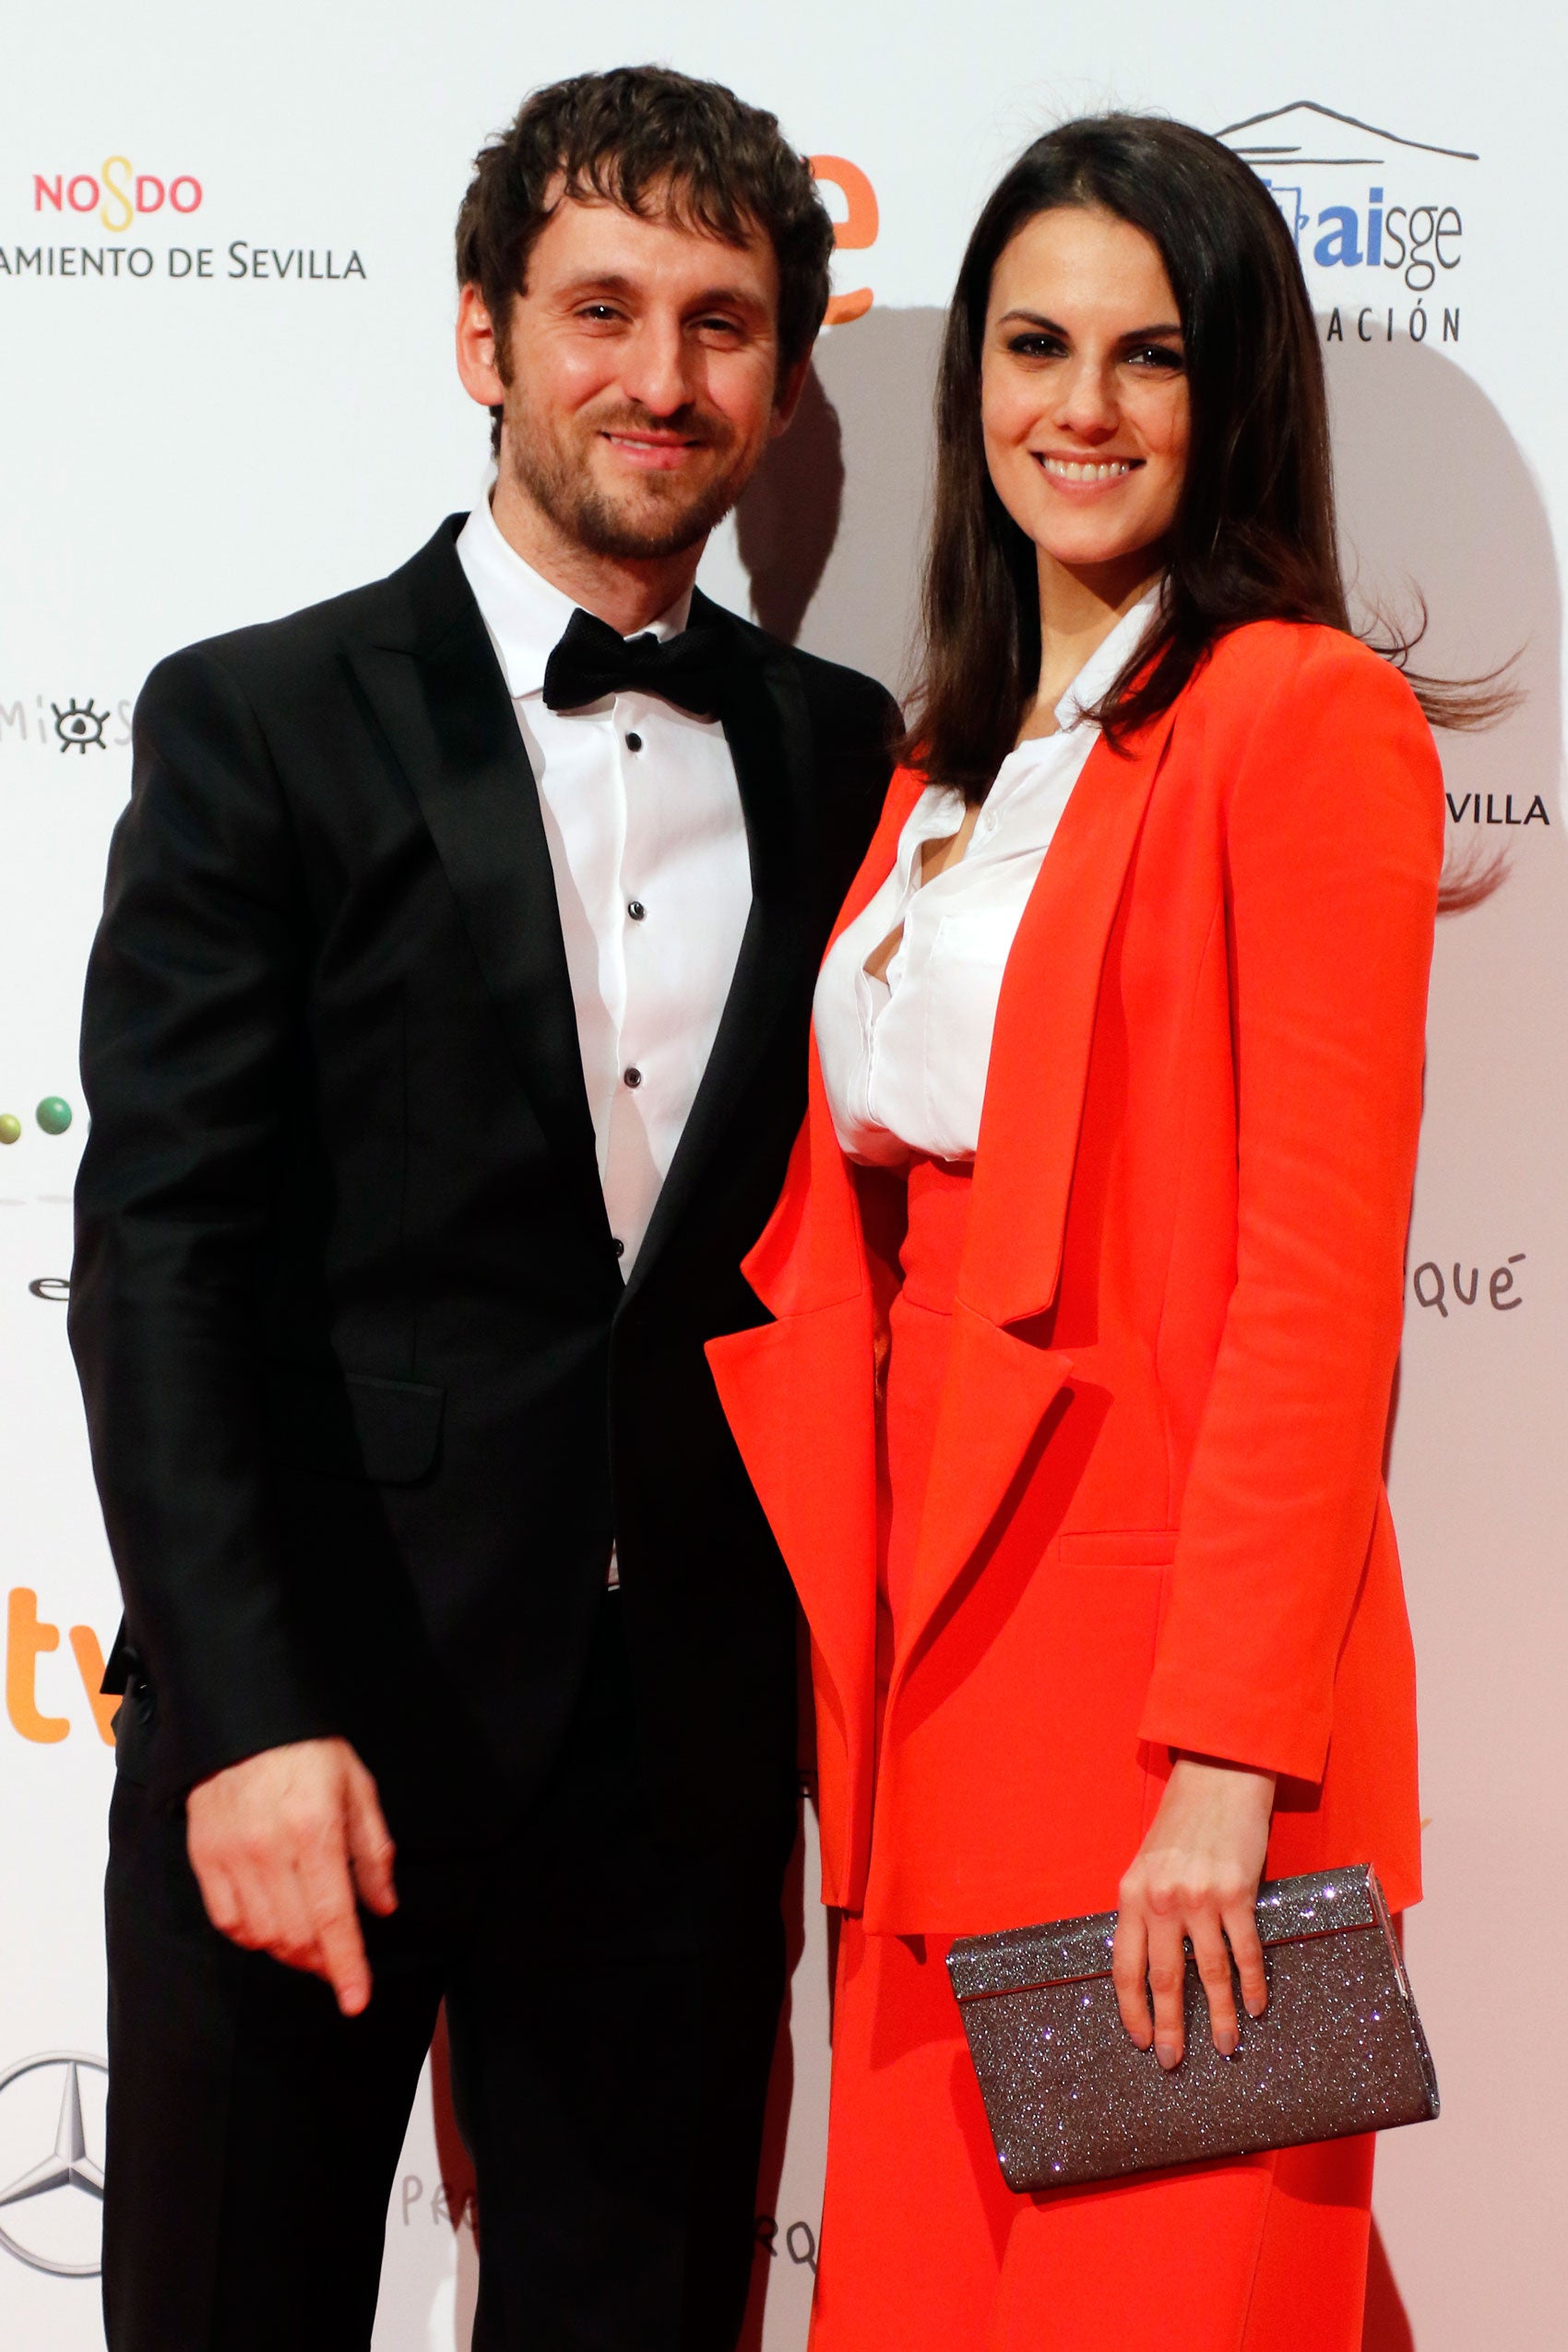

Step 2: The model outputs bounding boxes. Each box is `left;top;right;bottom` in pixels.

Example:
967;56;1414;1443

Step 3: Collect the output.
1056;1529;1179;1569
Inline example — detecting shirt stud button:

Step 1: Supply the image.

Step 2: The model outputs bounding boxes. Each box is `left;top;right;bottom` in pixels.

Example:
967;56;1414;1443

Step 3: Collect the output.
612;1237;625;1258
625;731;644;753
624;1066;643;1088
627;899;646;921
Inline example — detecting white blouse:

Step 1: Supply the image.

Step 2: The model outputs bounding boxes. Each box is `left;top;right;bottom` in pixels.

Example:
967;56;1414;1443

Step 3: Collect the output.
816;589;1160;1166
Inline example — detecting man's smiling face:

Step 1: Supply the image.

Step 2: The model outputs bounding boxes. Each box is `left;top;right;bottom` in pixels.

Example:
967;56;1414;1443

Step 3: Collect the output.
489;185;789;561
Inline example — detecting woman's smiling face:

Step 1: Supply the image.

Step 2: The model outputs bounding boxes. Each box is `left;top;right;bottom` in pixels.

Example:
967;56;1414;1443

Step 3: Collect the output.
980;204;1191;588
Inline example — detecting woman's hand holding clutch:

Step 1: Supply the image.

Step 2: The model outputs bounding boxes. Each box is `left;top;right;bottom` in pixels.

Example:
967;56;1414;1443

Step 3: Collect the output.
1111;1754;1276;2070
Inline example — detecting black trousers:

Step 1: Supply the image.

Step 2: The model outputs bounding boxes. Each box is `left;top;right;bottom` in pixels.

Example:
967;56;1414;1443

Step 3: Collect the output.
101;1597;789;2351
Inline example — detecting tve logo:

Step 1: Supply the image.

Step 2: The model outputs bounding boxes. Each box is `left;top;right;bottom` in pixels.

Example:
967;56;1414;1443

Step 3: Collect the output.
6;1591;116;1747
810;156;878;326
1219;101;1475;346
32;159;202;232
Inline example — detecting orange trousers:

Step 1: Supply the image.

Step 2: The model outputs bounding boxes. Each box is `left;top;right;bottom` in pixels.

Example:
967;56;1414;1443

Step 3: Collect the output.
811;1918;1374;2352
811;1159;1376;2350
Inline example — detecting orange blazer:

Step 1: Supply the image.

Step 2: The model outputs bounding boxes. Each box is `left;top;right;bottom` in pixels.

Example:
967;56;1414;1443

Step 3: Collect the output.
708;621;1443;1937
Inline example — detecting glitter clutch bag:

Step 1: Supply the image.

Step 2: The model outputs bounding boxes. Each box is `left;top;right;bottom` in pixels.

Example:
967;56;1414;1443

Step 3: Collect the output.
946;1864;1438;2192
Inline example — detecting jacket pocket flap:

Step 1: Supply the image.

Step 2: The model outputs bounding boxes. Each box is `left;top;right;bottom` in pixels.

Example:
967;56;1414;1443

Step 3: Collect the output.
270;1367;445;1486
1057;1528;1178;1568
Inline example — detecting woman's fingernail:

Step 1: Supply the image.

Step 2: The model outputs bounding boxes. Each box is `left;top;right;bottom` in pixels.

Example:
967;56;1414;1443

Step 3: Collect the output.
1156;2039;1180;2070
1216;2031;1238;2059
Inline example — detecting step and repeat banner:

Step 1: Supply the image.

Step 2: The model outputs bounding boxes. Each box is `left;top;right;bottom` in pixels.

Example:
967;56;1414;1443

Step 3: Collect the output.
2;3;1563;2346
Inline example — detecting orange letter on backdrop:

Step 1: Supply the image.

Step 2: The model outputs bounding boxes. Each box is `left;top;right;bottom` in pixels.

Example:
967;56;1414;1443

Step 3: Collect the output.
6;1588;70;1741
69;1625;120;1745
810;156;879;325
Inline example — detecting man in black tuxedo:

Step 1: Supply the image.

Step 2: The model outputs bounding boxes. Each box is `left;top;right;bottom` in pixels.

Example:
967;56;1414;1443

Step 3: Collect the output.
69;65;895;2352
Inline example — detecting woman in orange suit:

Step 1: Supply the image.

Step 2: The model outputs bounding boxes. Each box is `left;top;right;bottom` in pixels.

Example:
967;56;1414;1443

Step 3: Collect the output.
707;115;1465;2349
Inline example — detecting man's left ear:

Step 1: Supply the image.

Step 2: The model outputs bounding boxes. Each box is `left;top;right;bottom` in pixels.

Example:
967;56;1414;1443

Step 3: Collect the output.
769;351;815;439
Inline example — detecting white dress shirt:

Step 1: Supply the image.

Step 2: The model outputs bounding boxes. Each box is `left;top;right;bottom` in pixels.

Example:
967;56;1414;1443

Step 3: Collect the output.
816;589;1159;1166
457;495;752;1275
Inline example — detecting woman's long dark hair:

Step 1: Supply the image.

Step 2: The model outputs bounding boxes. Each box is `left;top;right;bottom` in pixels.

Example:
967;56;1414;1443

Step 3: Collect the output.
904;113;1510;814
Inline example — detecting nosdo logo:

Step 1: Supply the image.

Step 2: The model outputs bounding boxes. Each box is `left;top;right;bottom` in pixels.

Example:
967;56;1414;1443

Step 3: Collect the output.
6;159;365;286
33;158;202;233
1219;101;1475;347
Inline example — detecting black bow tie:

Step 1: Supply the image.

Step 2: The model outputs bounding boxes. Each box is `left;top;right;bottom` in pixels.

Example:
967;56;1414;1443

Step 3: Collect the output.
541;605;728;719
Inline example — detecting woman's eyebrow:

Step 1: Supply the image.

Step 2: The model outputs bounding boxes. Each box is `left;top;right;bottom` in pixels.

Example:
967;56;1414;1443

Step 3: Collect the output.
993;309;1184;341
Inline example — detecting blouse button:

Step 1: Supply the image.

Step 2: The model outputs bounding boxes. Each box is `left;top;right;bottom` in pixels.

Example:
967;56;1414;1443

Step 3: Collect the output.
624;1067;643;1089
625;731;644;754
627;899;647;921
982;812;999;833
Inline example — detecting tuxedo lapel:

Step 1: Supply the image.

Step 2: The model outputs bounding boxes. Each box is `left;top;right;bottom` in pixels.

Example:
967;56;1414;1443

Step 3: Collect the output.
623;598;813;1298
344;522;606;1219
707;770;922;1757
705;1049;880;1875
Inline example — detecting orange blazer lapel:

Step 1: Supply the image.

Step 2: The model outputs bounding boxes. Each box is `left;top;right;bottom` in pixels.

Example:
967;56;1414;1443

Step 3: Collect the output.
890;712;1180;1686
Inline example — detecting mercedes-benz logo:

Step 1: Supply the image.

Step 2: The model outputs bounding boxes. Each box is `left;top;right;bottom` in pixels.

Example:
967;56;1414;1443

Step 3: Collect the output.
0;2052;107;2278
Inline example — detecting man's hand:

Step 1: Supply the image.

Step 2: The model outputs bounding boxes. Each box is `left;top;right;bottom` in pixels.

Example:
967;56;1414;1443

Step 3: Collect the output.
1111;1752;1275;2070
185;1738;398;2016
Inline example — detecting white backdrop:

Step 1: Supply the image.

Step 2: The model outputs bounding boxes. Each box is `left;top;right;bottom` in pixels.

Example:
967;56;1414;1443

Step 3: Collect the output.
3;5;1565;2346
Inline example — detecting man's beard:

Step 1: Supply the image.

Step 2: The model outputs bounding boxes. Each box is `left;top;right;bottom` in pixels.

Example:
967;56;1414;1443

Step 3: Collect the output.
506;396;746;561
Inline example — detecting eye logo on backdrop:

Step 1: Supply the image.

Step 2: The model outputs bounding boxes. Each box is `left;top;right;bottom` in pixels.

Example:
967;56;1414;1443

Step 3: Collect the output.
1218;100;1475;349
0;693;130;765
0;2053;107;2280
52;698;109;754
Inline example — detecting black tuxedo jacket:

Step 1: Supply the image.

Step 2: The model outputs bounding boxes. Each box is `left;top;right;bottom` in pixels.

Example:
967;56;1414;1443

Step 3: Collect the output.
70;517;896;1866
